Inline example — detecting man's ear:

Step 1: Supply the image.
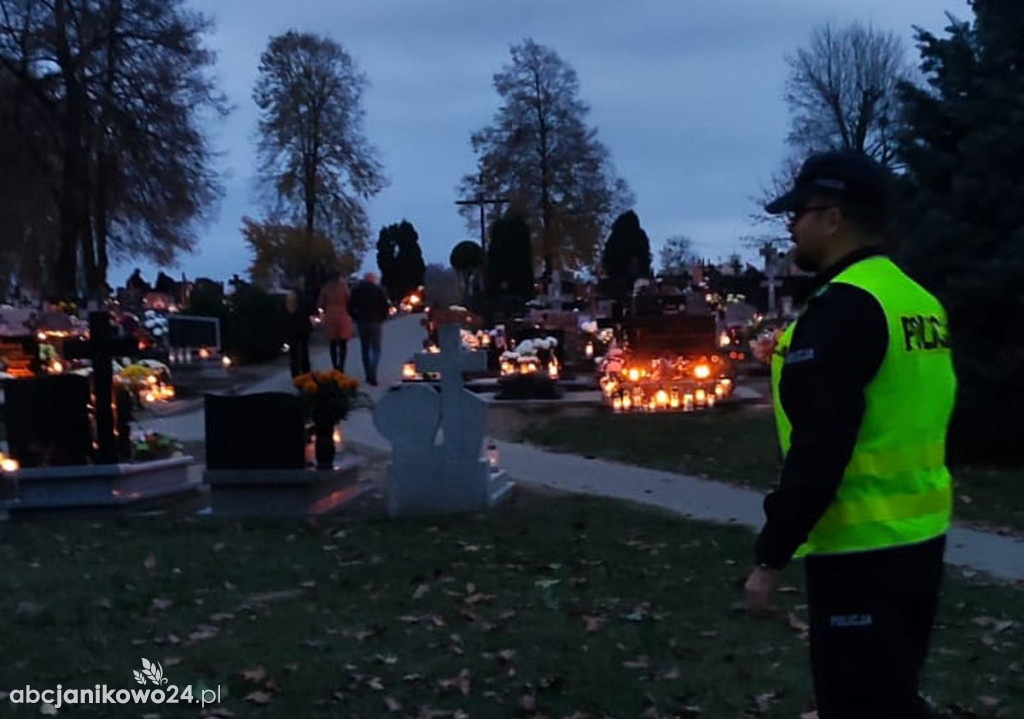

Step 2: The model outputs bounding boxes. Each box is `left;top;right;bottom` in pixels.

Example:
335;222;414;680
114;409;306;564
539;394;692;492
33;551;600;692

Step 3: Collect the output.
824;205;844;235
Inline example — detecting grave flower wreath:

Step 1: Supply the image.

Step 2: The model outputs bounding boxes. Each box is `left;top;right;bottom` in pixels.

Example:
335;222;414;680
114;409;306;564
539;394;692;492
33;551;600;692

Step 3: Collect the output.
133;432;183;461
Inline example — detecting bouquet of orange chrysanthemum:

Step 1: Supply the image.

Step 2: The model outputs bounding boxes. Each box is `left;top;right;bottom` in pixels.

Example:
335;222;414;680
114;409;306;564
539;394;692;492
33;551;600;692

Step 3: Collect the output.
292;369;370;421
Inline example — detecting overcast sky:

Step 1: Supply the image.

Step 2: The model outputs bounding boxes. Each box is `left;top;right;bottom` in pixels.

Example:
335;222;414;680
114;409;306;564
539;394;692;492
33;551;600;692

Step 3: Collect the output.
114;0;970;285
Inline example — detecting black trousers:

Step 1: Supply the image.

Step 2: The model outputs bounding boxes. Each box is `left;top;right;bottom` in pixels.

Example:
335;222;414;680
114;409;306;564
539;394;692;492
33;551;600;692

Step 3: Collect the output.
288;332;310;378
805;534;946;719
329;339;348;372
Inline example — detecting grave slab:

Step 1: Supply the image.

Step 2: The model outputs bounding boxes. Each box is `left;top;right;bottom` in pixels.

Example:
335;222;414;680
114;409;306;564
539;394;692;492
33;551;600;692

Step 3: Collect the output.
0;456;200;511
204;454;368;517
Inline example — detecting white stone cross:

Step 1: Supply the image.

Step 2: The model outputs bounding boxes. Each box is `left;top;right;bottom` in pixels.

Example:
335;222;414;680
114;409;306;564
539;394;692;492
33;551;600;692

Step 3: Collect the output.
412;323;487;461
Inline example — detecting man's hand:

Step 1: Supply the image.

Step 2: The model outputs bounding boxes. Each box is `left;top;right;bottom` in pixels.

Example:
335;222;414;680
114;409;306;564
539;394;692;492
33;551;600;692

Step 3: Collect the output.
744;566;781;616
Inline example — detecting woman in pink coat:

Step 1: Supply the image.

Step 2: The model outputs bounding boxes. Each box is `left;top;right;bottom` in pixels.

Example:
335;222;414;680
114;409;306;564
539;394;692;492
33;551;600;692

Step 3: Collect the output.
318;271;353;371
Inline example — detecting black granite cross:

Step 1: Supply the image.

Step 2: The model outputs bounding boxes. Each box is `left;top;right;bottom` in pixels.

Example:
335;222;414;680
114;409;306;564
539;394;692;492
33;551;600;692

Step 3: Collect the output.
64;312;139;463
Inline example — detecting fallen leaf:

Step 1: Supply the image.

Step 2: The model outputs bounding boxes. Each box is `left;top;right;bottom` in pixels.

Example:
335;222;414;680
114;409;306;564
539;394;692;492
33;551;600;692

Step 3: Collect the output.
17;601;42;617
384;696;402;712
247;589;304;604
518;694;537;712
582;615;607;633
788;612;810;637
93;597;113;610
244;690;273;705
972;617;1015;633
188;625;219;643
150;597;174;612
413;583;430;600
210;613;235;623
978;696;1000;708
464;592;495;605
437;669;471;695
300;580;317;589
751;691;780;712
40;703;58;716
623;655;650;669
143;552;156;570
240;667;267;683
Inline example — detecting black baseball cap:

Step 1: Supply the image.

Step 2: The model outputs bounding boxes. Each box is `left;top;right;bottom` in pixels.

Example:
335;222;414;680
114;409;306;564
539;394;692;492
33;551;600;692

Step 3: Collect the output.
765;150;889;217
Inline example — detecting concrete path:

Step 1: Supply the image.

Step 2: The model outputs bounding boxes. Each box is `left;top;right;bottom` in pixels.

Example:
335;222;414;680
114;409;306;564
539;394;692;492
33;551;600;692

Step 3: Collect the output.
144;314;1024;583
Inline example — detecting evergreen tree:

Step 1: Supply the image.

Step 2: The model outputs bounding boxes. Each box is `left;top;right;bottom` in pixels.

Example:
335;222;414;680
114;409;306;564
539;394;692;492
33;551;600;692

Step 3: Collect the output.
376;220;425;300
487;214;534;298
601;210;652;286
897;0;1024;462
450;241;486;299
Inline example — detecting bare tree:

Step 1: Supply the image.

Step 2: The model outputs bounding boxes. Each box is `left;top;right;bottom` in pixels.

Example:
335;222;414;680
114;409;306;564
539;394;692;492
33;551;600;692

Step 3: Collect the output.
0;0;227;298
253;31;386;266
658;235;698;276
785;22;909;167
460;38;633;278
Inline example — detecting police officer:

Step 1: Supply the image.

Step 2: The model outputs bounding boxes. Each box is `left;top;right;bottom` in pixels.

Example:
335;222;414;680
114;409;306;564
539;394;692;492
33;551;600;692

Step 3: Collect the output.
743;150;957;718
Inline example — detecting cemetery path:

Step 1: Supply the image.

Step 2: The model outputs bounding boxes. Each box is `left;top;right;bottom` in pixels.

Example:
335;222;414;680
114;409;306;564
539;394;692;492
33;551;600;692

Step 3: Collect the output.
138;314;428;443
143;314;1024;583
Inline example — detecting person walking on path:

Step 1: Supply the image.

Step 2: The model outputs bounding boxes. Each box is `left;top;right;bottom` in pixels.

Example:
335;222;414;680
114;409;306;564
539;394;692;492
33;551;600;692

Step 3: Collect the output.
348;272;389;386
744;150;957;719
285;278;313;378
318;270;353;372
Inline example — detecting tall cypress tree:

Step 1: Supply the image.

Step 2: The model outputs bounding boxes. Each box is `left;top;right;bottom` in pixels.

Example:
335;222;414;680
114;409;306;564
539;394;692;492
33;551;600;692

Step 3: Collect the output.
601;210;652;301
376;220;425;300
487;214;534;298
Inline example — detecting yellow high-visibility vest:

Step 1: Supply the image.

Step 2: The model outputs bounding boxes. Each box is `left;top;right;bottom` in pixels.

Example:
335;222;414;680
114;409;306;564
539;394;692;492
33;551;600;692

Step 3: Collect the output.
771;255;957;556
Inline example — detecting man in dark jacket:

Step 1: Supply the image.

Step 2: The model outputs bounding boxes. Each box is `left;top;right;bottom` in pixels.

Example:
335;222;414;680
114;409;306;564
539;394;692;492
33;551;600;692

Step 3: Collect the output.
348;272;389;385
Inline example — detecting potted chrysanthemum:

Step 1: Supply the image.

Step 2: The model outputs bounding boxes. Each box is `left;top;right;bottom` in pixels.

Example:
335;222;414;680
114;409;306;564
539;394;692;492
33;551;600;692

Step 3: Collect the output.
292;370;370;468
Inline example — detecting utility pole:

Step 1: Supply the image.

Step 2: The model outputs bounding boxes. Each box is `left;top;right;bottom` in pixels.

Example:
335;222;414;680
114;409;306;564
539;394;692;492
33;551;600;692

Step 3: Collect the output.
759;241;785;317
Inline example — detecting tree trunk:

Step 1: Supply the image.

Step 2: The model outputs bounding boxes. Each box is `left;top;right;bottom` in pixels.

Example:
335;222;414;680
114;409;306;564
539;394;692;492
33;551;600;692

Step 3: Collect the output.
54;0;86;300
533;67;553;281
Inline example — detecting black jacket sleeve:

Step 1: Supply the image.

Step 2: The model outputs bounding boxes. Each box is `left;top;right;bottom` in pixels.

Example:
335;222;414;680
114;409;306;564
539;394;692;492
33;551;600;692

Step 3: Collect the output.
754;284;888;569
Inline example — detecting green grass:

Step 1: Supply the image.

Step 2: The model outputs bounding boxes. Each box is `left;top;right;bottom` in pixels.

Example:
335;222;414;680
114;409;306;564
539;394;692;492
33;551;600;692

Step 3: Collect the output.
521;407;1024;534
0;495;1020;718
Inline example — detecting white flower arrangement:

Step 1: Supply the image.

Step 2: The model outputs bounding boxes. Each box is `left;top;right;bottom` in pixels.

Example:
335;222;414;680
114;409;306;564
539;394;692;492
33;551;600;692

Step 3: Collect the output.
142;309;169;338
